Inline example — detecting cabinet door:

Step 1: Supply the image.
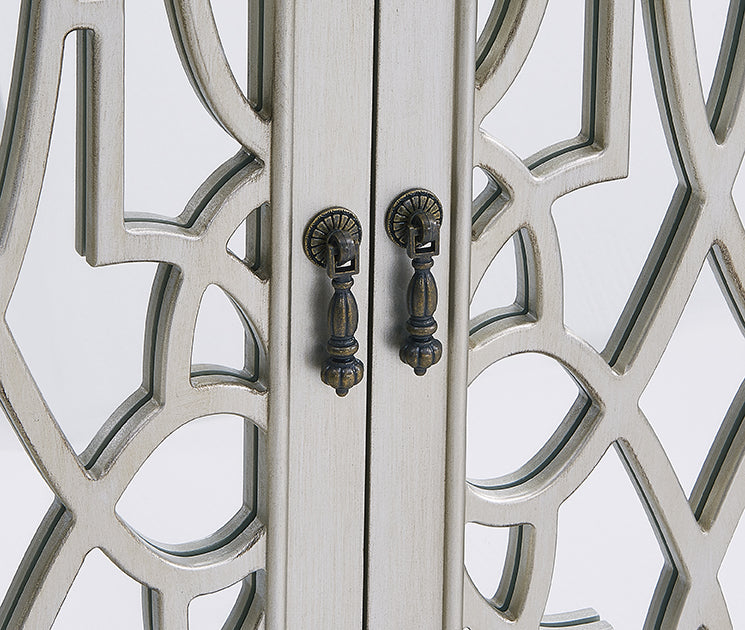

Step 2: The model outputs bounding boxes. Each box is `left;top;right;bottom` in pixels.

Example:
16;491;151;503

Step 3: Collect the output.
365;2;475;628
0;1;375;628
270;1;374;628
461;0;745;628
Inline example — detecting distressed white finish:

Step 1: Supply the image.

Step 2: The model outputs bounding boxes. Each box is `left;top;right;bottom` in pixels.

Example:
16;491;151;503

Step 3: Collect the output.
3;0;745;628
365;2;474;628
0;0;377;626
271;0;374;628
0;1;271;627
465;0;745;628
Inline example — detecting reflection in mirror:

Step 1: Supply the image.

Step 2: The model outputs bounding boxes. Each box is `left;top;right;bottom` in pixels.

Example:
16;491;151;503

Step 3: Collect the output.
116;414;246;545
5;34;155;455
552;8;676;352
548;449;663;628
640;260;745;497
479;0;584;160
124;2;239;220
719;510;745;629
52;549;141;630
465;522;509;601
467;353;579;481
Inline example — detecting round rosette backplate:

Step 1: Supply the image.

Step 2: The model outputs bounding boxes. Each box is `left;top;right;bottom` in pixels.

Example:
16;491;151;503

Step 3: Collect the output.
303;207;363;268
385;189;443;249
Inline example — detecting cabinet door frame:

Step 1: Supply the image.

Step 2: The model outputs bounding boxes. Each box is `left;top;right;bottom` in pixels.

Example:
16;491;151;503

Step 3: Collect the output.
269;1;375;628
364;2;475;628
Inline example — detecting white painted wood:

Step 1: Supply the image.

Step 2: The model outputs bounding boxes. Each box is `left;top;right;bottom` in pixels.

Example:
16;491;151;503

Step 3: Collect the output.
0;0;270;627
270;0;374;629
465;0;745;628
2;0;745;628
365;2;472;628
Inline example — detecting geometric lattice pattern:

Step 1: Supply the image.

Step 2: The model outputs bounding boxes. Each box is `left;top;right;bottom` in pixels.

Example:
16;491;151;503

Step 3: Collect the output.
467;0;745;627
4;0;745;628
0;1;268;627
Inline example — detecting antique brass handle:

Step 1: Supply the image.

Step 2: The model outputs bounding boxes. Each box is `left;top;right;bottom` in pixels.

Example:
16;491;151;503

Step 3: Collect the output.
386;189;443;376
304;208;364;396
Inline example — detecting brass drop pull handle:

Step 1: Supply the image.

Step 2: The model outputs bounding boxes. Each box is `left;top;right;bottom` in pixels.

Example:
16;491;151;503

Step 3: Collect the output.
386;189;443;376
304;208;364;396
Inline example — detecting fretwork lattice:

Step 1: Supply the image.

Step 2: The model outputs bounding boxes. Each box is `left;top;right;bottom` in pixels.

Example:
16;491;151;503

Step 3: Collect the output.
0;1;269;627
467;0;745;628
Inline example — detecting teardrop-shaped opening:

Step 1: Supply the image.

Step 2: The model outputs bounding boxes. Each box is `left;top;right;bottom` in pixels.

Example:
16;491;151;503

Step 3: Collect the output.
227;203;270;279
467;353;580;481
191;285;262;384
480;0;584;160
211;0;272;116
691;0;731;99
189;581;244;629
473;166;490;203
734;151;745;228
465;522;510;600
52;549;141;629
227;218;247;260
0;425;55;605
472;168;511;237
189;574;264;629
116;414;250;546
547;448;664;628
470;234;519;321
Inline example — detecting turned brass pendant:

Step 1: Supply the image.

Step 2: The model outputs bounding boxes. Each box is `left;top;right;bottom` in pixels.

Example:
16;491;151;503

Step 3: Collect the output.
303;208;365;396
385;189;443;376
